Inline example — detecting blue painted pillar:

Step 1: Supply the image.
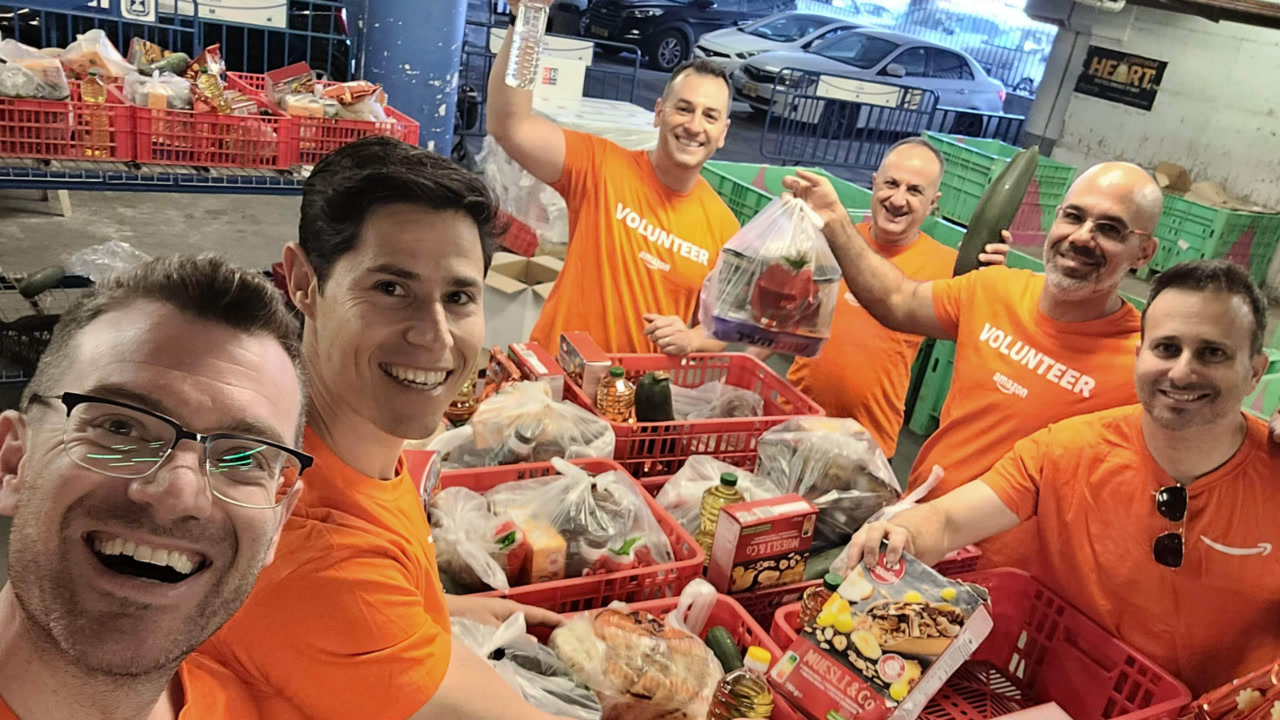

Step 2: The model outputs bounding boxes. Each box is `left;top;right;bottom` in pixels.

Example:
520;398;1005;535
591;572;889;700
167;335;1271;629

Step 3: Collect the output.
362;0;467;153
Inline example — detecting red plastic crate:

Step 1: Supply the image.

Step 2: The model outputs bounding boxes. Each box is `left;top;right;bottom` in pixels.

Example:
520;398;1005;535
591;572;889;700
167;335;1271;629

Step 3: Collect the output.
131;91;290;168
563;353;824;478
769;569;1191;720
497;210;539;257
437;458;704;613
0;81;133;161
227;72;419;166
638;473;670;497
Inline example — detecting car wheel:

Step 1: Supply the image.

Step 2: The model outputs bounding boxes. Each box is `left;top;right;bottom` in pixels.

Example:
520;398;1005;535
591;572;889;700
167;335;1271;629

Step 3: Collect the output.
648;30;688;72
817;102;857;140
1012;77;1035;94
948;112;985;137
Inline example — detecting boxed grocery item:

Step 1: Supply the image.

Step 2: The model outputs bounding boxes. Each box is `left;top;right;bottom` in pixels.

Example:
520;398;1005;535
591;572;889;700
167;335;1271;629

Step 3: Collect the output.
478;346;525;404
509;341;566;402
557;331;611;409
484;253;562;348
770;553;992;720
706;494;816;594
407;448;441;502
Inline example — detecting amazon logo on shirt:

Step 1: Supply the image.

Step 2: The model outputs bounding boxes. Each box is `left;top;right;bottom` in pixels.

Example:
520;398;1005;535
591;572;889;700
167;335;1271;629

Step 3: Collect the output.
977;323;1097;398
615;203;712;267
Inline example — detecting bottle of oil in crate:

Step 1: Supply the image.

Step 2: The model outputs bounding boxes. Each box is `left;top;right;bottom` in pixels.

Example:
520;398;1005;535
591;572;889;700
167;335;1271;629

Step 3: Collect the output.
797;573;844;630
82;70;109;159
707;646;774;720
595;366;635;422
696;472;744;565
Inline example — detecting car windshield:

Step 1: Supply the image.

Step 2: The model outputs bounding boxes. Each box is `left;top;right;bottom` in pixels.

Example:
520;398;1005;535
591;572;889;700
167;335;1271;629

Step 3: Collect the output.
814;33;899;69
746;16;830;43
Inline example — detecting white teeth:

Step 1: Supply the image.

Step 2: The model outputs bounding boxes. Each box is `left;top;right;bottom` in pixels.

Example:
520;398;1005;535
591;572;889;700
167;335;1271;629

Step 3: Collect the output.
134;545;153;563
676;136;704;148
123;540;136;556
92;534;201;576
1165;391;1203;402
384;364;448;388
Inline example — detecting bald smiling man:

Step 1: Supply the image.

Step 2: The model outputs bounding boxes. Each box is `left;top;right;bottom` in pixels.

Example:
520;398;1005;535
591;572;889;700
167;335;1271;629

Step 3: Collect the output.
785;161;1166;570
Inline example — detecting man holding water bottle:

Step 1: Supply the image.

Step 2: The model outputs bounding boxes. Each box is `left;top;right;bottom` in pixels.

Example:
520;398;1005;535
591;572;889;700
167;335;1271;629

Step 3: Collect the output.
488;1;739;356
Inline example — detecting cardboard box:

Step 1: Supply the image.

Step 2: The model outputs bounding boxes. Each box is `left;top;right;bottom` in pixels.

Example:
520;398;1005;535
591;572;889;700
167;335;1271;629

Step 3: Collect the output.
1154;161;1192;193
770;554;992;720
707;495;817;594
478;346;524;404
509;341;566;402
484;253;563;349
557;332;612;408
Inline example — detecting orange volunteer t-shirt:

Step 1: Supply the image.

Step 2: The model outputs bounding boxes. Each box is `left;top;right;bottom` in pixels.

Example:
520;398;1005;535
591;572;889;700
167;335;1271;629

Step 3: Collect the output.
910;266;1141;568
0;652;261;719
529;128;740;354
788;223;956;458
982;405;1280;695
200;427;451;720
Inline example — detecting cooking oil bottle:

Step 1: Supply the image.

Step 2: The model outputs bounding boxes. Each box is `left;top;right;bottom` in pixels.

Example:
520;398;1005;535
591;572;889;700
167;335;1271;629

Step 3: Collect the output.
696;472;744;565
798;573;844;629
82;70;109;158
595;366;635;422
708;646;774;720
444;377;478;426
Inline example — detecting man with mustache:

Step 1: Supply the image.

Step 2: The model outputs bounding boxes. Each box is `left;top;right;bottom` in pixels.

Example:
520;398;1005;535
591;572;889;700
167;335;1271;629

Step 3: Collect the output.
0;255;309;719
488;0;738;355
840;260;1280;696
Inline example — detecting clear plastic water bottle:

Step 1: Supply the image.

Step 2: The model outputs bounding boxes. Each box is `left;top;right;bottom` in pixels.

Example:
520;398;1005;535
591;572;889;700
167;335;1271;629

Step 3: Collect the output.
504;0;552;90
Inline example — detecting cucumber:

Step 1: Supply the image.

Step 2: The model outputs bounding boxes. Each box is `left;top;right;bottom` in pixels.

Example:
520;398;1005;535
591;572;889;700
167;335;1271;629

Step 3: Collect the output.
804;546;845;581
138;52;192;78
706;625;743;673
953;146;1039;277
17;266;65;299
634;371;675;423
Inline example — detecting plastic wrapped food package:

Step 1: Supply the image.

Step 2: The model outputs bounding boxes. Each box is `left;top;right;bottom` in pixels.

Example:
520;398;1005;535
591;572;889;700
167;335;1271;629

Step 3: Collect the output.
700;196;841;357
428;486;526;593
427;382;614;469
670;381;764;420
61;29;134;78
0;39;70;100
549;603;723;720
453;613;604;720
486;458;674;579
1192;659;1280;720
655;456;781;535
756;417;900;553
63;240;151;283
477;136;570;253
123;71;192;110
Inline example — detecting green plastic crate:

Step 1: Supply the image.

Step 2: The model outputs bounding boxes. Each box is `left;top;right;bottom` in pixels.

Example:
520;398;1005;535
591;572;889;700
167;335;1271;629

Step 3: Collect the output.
1243;372;1280;420
907;340;955;436
922;132;1076;242
701;161;875;226
1155;194;1280;261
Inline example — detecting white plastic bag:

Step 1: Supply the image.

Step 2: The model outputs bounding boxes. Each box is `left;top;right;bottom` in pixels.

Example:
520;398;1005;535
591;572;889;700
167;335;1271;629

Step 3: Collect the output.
756;417;900;553
700;195;841;357
654;455;780;535
428;486;521;593
829;464;944;576
123;71;192;110
664;578;718;638
0;39;70;100
63;240;150;283
453;613;603;720
61;29;134;78
670;381;764;420
428;382;614;469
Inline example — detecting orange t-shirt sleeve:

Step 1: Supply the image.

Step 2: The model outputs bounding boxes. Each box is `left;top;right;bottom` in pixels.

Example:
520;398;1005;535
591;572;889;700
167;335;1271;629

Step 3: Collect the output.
234;551;450;720
979;429;1049;522
929;266;986;339
552;128;608;201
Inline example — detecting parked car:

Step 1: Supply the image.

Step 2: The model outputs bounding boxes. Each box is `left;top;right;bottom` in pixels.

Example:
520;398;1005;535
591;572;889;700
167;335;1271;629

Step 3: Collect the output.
810;0;902;28
582;0;796;72
694;12;859;74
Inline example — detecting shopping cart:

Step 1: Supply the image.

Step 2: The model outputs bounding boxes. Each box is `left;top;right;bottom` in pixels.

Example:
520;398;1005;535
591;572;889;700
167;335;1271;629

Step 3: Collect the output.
0;268;94;386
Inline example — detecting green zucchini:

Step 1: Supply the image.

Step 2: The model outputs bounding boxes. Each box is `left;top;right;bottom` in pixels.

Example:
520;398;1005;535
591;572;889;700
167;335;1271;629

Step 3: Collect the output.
138;52;192;78
953;146;1039;277
706;625;743;672
17;266;65;299
804;546;846;581
634;371;675;423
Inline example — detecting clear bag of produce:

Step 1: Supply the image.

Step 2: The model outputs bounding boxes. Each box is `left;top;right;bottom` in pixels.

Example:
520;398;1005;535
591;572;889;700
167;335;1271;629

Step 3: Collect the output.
670;381;764;420
756;417;900;553
486;458;673;579
548;601;723;720
61;29;134;78
830;465;945;576
654;455;780;535
123;71;192;110
428;381;615;469
0;39;70;100
700;195;840;357
428;486;525;593
63;240;151;283
453;613;604;720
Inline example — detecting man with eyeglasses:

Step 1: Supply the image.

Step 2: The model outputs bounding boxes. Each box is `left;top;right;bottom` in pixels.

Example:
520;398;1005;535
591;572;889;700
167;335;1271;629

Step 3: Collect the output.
786;161;1163;568
0;255;310;719
837;260;1280;695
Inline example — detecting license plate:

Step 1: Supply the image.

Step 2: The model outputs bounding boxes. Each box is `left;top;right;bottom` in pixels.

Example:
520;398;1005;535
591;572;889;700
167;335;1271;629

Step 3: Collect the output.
590;25;609;38
743;81;759;97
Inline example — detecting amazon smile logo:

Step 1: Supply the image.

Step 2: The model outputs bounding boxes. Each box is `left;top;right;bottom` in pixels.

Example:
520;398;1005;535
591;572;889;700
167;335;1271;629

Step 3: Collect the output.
1201;536;1272;557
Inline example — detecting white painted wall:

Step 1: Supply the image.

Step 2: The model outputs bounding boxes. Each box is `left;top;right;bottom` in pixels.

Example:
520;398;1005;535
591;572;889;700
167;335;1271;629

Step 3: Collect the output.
1043;4;1280;290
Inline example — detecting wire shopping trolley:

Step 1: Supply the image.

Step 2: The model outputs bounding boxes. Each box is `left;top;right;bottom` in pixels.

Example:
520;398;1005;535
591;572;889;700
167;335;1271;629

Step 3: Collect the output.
0;268;94;385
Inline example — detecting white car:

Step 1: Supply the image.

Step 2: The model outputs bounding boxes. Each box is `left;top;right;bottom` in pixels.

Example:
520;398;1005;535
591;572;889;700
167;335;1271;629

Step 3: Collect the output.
694;12;860;74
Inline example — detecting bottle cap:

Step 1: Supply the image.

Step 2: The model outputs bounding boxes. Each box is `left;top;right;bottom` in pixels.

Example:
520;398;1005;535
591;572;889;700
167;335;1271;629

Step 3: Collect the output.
719;472;738;487
88;69;99;77
823;573;843;591
744;646;772;672
609;366;625;378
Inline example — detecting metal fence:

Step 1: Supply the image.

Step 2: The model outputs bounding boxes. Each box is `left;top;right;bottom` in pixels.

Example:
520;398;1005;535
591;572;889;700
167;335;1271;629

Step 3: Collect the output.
759;68;1024;171
0;1;362;82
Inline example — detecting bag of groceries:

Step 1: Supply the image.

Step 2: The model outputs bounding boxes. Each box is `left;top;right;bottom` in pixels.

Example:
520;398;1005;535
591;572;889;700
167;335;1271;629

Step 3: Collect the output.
0;39;70;100
1189;658;1280;720
655;455;780;535
700;195;840;357
428;486;525;593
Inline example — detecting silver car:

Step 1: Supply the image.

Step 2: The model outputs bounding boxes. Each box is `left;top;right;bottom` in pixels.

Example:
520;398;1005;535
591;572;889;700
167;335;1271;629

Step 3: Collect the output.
732;28;1006;116
694;12;860;74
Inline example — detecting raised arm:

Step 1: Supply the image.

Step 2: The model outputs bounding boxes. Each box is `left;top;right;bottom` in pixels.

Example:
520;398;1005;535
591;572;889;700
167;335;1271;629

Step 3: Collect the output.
485;0;568;185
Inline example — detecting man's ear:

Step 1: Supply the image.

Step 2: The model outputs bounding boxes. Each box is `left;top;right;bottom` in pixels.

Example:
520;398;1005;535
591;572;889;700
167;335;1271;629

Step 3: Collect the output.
1133;234;1159;269
0;410;30;517
653;97;664;128
281;243;320;320
717;117;730;150
1250;352;1269;386
930;191;942;214
263;481;303;566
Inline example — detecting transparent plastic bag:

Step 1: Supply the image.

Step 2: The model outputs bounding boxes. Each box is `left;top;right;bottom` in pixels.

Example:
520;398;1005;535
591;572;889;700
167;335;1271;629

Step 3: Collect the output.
756;417;900;553
123;71;192;110
429;382;614;469
61;29;134;78
700;195;841;357
63;240;150;283
486;458;673;579
0;39;70;100
477;136;571;250
549;603;723;720
830;465;944;576
428;486;524;593
655;455;780;535
670;381;764;420
452;613;604;720
664;578;717;638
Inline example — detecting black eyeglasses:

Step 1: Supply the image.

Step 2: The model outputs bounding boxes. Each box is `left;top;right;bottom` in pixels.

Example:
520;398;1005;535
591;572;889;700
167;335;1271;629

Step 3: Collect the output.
29;392;313;510
1054;206;1154;244
1153;484;1187;569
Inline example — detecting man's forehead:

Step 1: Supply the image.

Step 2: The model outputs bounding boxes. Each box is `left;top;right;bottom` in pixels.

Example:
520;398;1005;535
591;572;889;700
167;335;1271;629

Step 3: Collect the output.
667;73;730;108
1146;290;1254;342
878;147;941;184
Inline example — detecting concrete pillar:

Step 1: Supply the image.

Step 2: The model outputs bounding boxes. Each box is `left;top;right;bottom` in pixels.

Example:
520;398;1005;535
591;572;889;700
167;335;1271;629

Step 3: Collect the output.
362;0;467;153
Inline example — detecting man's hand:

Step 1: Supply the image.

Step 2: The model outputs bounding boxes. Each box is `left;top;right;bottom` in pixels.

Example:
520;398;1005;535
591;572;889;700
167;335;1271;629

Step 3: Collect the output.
978;230;1013;266
840;521;916;572
446;595;564;628
782;170;847;229
643;314;698;356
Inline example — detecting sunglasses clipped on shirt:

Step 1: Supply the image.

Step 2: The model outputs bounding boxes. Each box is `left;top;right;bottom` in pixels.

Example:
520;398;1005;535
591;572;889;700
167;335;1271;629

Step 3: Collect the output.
1153;484;1187;569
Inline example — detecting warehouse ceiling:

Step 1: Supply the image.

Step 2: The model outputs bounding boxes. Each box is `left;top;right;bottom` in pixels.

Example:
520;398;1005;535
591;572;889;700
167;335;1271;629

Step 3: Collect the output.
1133;0;1280;29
